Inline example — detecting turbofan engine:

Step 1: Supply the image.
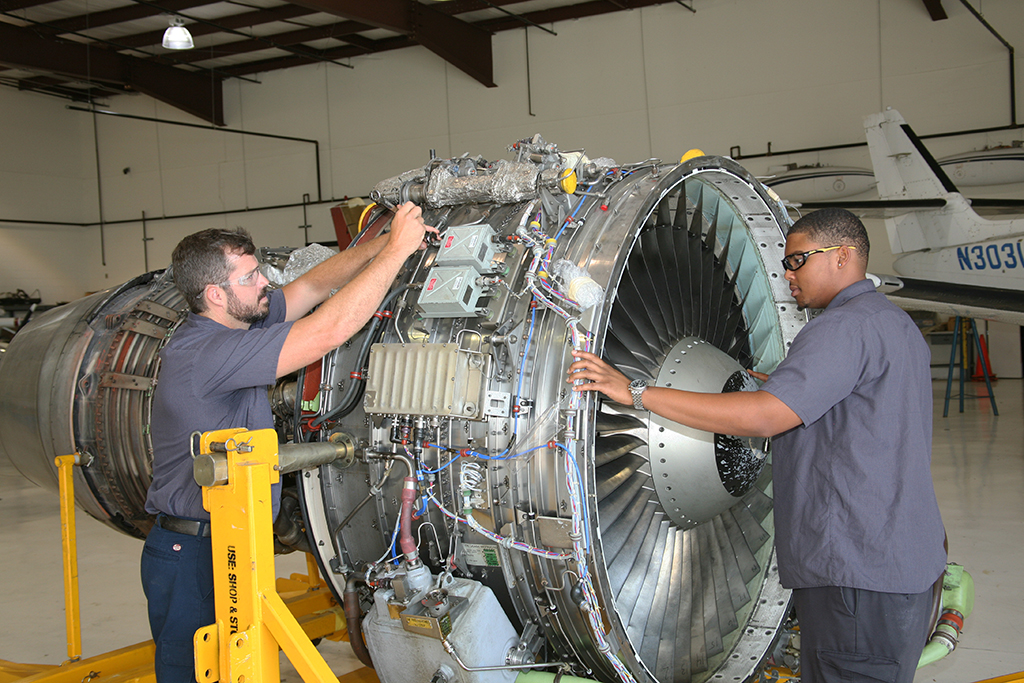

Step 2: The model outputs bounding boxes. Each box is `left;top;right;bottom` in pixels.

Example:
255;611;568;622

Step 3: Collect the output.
0;137;806;683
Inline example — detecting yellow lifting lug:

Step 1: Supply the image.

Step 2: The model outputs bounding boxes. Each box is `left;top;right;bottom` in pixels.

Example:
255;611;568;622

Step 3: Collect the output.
194;624;220;683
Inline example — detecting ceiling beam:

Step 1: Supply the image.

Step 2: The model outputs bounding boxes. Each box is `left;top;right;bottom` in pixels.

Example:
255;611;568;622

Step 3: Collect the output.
0;0;60;10
20;74;125;95
221;34;411;77
285;0;494;86
435;0;534;13
36;0;217;35
921;0;948;20
477;0;670;32
114;4;319;49
219;0;676;78
0;22;223;124
170;20;368;64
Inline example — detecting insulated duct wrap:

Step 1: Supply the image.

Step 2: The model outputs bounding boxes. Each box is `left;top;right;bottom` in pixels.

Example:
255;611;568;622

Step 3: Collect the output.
422;159;541;207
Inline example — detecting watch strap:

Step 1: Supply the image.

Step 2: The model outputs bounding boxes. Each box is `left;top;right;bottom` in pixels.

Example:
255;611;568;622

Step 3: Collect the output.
630;382;647;410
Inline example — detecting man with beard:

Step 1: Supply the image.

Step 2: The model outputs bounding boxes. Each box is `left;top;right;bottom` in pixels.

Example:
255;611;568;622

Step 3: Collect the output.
142;203;432;683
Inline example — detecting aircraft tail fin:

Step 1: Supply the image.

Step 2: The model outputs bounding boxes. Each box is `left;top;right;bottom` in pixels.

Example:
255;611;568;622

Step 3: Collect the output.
864;109;960;200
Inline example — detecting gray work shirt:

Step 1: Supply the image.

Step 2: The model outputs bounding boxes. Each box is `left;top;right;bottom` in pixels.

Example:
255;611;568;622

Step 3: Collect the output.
761;279;946;594
146;289;292;521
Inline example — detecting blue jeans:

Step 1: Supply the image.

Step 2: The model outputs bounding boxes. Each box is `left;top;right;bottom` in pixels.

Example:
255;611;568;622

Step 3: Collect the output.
141;522;215;683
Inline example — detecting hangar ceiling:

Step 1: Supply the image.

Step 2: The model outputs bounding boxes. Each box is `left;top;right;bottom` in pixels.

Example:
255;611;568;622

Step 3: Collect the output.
0;0;947;125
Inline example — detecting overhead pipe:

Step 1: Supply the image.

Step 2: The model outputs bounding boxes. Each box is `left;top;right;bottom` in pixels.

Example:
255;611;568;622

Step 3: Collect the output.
91;109;106;266
0;195;361;229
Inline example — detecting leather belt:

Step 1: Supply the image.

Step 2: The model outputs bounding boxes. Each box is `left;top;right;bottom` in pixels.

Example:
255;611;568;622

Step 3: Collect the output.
157;513;211;538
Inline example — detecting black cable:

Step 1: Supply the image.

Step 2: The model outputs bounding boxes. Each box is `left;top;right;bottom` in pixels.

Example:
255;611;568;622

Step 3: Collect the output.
293;366;308;443
310;283;415;428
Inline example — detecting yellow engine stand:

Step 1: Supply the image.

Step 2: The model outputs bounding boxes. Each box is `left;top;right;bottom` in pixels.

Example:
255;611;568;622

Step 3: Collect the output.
0;433;369;683
193;427;347;683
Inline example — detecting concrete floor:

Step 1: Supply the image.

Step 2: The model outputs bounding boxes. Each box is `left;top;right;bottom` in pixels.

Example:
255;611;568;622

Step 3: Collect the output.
1;380;1021;682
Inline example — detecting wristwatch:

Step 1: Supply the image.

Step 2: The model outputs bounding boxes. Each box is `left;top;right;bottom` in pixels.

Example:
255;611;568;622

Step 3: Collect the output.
628;379;648;411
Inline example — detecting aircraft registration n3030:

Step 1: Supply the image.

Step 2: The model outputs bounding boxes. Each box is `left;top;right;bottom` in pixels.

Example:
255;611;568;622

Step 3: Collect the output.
957;241;1024;271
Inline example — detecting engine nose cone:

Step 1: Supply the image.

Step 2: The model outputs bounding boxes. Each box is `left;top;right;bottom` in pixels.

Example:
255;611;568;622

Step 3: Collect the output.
649;337;768;529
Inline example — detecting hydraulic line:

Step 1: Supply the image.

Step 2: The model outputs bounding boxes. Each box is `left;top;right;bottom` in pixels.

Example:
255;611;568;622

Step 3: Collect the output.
344;576;374;669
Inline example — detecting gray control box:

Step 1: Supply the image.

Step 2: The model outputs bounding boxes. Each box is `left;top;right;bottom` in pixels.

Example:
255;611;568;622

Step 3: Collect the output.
434;224;498;273
418;266;484;318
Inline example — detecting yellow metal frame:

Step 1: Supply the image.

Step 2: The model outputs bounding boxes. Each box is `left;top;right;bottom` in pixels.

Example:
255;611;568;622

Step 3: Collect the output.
1;440;368;683
193;428;351;683
0;455;157;683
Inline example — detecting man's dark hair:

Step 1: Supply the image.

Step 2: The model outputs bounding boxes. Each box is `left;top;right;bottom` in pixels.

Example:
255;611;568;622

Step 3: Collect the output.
171;228;256;313
788;208;870;262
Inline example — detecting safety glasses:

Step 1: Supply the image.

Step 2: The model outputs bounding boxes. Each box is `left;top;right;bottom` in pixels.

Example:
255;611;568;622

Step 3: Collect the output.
781;245;856;271
218;265;262;288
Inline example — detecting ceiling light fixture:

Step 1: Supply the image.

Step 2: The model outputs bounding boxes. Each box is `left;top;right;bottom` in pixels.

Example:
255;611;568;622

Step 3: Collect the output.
162;17;194;50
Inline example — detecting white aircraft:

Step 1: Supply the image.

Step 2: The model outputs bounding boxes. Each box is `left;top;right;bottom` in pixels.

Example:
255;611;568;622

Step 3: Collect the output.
792;108;1024;326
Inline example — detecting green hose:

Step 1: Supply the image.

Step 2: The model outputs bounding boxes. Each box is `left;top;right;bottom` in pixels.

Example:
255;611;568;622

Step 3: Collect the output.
515;670;601;683
918;563;975;668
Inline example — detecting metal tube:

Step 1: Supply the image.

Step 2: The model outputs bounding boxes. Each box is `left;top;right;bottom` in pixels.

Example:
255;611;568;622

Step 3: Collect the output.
92;109;106;266
277;441;354;475
0;194;362;228
442;638;567;673
515;671;600;683
366;451;414;479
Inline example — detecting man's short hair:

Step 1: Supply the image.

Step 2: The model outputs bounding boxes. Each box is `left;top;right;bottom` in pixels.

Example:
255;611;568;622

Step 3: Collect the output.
171;228;256;313
789;208;870;262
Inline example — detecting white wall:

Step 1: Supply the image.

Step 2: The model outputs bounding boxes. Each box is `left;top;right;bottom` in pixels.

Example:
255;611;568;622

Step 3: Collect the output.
0;88;95;303
2;0;1023;301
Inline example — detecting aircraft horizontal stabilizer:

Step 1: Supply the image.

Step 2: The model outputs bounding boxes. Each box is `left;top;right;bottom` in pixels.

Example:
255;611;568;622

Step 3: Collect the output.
883;277;1024;327
789;198;1024;220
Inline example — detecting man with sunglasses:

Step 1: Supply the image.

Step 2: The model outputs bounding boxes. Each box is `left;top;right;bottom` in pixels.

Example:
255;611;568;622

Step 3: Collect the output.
141;203;434;683
569;208;945;683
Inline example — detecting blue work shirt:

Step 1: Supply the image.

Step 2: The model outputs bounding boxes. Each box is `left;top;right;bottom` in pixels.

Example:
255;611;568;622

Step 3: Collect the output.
761;279;946;594
146;289;292;521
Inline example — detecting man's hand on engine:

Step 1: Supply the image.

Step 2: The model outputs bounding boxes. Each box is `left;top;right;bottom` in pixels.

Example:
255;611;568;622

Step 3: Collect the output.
387;202;437;255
